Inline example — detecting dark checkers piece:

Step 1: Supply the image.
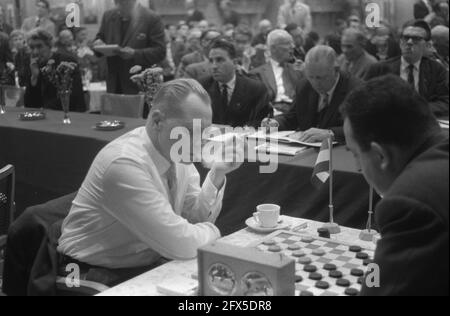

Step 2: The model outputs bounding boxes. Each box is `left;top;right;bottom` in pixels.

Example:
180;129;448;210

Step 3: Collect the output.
309;272;323;281
356;252;369;260
292;250;306;258
349;245;362;253
329;270;343;279
268;245;282;252
315;281;330;290
304;265;317;273
263;240;276;246
357;277;365;285
351;268;364;277
298;257;312;265
323;263;337;271
295;275;303;283
317;227;331;239
345;288;360;296
336;278;351;287
363;259;374;266
300;291;314;296
288;244;301;251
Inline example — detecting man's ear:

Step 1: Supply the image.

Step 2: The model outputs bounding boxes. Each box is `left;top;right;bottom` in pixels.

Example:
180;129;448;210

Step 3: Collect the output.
150;110;164;131
370;142;390;171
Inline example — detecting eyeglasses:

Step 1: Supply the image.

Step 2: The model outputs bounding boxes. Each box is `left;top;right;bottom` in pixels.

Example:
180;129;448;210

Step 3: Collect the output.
401;35;426;44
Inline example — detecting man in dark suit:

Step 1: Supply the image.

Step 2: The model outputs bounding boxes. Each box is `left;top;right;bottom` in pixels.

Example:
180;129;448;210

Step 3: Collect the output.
342;75;448;296
200;38;271;127
93;0;166;94
414;0;433;19
251;30;304;115
264;45;361;143
0;31;14;86
24;29;86;112
366;20;449;118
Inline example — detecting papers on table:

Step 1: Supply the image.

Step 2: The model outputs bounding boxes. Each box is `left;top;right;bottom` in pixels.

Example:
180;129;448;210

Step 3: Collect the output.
93;45;120;57
438;120;449;129
247;130;333;148
255;143;309;156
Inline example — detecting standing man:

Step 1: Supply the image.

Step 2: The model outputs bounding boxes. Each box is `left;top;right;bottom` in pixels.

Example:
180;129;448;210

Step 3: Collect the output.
338;28;378;80
278;0;312;34
0;10;13;36
21;0;56;37
93;0;166;95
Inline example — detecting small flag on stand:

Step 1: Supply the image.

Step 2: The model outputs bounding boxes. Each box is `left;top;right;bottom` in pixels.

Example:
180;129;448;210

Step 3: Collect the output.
311;138;331;188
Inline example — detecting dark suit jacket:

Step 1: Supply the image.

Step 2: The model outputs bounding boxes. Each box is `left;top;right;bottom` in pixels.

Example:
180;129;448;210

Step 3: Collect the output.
366;56;449;118
414;0;431;19
96;5;166;94
200;73;271;127
24;52;86;112
276;72;362;142
361;133;449;296
250;62;304;103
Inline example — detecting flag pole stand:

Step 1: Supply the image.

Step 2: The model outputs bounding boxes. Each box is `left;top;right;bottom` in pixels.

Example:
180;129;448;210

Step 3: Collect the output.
360;185;378;241
322;132;340;234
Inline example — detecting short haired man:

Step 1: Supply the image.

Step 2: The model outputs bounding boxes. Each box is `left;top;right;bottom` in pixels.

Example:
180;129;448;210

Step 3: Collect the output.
431;25;449;71
200;38;271;127
366;20;449;118
278;0;312;34
24;29;86;112
21;0;56;37
342;75;448;296
58;79;242;282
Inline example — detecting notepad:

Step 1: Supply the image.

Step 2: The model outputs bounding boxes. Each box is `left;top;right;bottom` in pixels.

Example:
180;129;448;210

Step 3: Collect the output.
247;130;332;148
255;143;308;156
93;45;120;57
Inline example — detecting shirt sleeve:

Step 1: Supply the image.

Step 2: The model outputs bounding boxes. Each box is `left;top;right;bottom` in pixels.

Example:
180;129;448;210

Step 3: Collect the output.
101;158;221;261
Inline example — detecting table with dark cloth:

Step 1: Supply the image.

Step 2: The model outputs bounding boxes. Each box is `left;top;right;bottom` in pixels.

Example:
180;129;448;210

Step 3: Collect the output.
0;108;376;235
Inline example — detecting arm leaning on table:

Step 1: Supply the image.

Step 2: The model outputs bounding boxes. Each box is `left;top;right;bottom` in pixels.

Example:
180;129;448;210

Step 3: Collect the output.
102;158;225;261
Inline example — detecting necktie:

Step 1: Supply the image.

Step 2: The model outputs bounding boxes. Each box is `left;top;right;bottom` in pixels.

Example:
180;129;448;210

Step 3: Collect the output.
221;84;229;107
166;164;177;209
318;93;329;112
407;64;415;89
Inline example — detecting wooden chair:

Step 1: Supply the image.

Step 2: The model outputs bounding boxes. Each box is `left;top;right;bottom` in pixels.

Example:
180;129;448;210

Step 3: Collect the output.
100;93;145;118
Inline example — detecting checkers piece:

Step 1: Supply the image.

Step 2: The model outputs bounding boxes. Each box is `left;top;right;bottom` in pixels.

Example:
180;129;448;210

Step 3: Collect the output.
300;291;314;296
288;244;301;251
351;268;365;277
301;236;314;243
312;248;326;256
357;277;365;285
349;245;362;253
329;270;343;279
298;257;312;265
363;259;374;266
323;263;337;271
336;278;351;287
304;265;318;273
317;227;331;239
345;288;360;296
268;245;282;253
315;281;330;290
263;240;277;246
309;272;323;281
292;250;306;258
295;275;303;283
356;252;369;260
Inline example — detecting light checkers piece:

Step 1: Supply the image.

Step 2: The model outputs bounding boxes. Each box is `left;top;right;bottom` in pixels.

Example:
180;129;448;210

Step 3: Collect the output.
251;230;376;296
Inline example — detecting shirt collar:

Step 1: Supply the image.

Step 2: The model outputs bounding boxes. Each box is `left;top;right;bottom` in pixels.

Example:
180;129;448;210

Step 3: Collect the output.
401;57;421;71
142;128;172;177
270;58;282;69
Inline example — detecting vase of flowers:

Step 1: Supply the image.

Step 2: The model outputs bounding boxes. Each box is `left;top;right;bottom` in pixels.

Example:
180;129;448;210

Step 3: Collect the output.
130;65;164;110
41;59;77;124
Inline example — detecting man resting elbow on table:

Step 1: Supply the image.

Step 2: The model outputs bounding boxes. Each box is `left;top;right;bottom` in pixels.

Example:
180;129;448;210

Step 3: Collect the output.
58;79;242;276
262;45;362;144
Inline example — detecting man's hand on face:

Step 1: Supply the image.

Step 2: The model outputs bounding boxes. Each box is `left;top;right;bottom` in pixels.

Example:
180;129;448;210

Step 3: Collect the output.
118;46;135;60
30;57;40;86
292;128;332;143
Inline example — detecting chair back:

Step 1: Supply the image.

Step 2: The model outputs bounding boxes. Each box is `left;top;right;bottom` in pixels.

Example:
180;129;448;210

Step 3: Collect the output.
100;93;145;118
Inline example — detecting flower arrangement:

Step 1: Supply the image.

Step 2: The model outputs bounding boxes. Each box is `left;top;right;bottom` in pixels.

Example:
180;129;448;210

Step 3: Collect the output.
130;65;164;106
40;59;78;93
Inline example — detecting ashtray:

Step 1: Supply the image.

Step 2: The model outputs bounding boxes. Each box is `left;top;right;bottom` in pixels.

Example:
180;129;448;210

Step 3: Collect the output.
95;120;125;131
19;111;46;121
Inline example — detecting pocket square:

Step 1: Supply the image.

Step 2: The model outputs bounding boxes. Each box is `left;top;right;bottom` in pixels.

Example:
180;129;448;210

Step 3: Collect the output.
137;33;147;41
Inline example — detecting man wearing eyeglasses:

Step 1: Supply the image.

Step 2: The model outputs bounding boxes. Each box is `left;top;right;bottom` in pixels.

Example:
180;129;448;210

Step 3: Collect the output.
366;20;449;118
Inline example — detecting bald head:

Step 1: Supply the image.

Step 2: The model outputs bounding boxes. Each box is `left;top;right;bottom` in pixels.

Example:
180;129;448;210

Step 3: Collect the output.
305;45;337;68
259;19;272;34
305;45;339;94
432;25;449;58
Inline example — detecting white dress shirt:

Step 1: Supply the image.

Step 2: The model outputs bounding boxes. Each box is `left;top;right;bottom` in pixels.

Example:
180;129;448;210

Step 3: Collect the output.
270;58;293;104
400;57;421;92
58;127;225;269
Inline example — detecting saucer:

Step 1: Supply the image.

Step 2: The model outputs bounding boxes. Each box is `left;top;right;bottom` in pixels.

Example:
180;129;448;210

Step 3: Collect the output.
18;111;46;121
94;120;125;131
245;217;290;233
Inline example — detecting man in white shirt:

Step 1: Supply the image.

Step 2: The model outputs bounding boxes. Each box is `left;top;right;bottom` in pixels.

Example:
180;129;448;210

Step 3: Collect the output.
278;0;312;34
58;79;242;272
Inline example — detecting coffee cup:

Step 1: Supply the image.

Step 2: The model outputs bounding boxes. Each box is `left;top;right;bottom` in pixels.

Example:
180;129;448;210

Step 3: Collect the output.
253;204;280;228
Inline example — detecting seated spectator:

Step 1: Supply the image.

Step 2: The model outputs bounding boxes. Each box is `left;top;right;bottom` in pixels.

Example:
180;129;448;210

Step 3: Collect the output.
0;31;14;86
10;29;31;87
21;0;56;37
303;31;320;53
233;26;257;73
278;0;312;34
219;0;240;27
366;20;449;118
58;79;241;281
426;1;449;28
264;45;362;143
431;25;449;71
414;0;434;19
285;23;306;62
325;33;342;56
54;29;77;59
24;29;86;112
369;24;401;61
251;30;304;115
197;20;210;33
185;0;205;27
252;19;273;46
338;28;378;79
200;38;271;127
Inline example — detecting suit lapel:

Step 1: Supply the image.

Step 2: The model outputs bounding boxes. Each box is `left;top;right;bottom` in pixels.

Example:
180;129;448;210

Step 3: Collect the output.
321;75;346;128
418;58;428;97
229;74;243;110
263;63;277;98
122;7;141;46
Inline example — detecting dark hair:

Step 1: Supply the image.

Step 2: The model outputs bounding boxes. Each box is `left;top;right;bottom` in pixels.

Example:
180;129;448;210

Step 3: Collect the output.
200;29;221;41
37;0;50;10
285;23;299;34
234;26;253;40
209;37;237;59
27;28;53;47
341;75;438;151
402;19;432;41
